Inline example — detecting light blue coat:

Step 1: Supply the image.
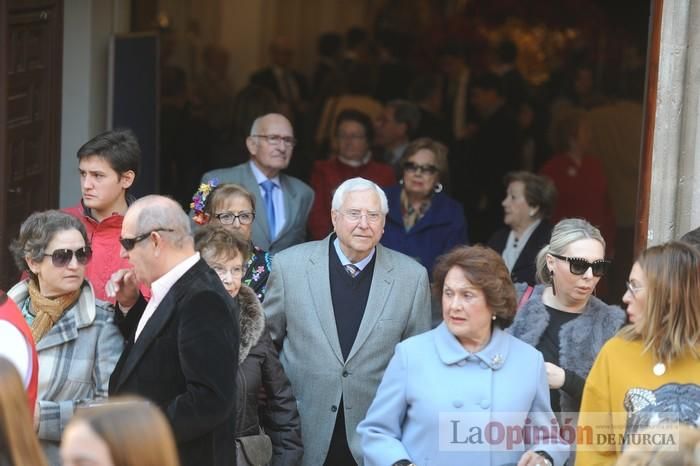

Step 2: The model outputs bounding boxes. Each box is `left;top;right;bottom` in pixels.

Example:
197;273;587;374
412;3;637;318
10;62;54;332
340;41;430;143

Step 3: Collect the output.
357;324;570;466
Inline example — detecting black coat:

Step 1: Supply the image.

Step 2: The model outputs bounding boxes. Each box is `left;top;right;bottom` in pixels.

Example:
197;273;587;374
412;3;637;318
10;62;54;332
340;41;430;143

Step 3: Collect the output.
487;220;553;285
235;286;302;465
109;259;240;466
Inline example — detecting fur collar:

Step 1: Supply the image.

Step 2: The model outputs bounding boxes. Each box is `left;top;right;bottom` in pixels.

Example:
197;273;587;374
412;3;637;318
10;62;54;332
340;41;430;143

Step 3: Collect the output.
236;285;265;363
508;283;626;412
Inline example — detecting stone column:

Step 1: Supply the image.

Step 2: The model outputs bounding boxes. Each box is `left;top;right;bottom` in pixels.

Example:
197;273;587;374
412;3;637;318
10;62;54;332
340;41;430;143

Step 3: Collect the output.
648;0;700;243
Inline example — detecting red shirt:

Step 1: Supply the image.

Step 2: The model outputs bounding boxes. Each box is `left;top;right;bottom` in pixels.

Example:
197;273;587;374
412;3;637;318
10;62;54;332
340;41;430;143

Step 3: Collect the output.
63;202;151;302
308;158;395;239
540;154;616;251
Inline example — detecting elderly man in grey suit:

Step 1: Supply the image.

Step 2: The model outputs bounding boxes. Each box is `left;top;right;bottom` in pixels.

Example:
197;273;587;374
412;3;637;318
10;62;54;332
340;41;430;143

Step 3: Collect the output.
199;113;314;253
264;177;431;465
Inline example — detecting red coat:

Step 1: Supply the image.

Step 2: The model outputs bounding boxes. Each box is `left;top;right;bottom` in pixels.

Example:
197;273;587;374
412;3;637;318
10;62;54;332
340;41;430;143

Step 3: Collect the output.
63;203;151;302
0;292;38;413
540;154;616;252
308;158;395;239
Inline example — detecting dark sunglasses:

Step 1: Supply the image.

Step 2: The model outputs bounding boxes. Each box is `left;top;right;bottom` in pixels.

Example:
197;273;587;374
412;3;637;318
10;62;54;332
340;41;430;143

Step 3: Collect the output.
551;253;611;277
403;161;439;175
44;246;92;267
119;228;174;251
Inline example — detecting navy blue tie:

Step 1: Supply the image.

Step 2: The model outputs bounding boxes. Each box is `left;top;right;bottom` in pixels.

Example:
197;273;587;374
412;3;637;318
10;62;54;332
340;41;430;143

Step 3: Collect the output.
261;180;277;240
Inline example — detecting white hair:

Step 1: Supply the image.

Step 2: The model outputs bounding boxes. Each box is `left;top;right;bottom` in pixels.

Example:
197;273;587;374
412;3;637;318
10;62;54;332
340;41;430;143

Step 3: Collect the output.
331;177;388;214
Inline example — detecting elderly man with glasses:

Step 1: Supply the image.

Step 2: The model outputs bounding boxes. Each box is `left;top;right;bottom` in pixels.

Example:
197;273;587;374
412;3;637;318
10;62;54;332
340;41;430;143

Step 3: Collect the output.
195;113;314;254
263;177;431;466
107;195;240;466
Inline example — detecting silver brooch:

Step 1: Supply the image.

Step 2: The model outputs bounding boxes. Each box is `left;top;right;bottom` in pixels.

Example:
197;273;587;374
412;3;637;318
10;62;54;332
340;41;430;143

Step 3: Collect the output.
491;354;504;369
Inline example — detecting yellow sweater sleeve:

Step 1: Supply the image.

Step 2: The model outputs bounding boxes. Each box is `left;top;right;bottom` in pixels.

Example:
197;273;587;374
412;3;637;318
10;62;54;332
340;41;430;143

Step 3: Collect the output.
576;343;620;466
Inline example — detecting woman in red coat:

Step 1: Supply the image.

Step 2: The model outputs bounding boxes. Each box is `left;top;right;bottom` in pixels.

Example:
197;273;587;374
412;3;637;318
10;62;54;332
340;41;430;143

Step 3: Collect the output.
308;109;395;239
540;109;616;254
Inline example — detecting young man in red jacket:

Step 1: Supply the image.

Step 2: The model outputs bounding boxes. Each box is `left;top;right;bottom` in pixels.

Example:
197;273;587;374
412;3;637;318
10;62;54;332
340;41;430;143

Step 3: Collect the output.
63;129;149;301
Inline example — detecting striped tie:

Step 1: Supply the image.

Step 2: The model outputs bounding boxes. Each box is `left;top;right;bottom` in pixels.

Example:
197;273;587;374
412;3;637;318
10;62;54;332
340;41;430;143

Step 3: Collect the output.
344;264;360;278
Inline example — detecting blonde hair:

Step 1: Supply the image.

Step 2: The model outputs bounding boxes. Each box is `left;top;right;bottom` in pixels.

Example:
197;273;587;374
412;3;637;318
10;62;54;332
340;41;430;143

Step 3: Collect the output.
0;357;47;466
535;218;606;284
68;396;180;466
618;241;700;364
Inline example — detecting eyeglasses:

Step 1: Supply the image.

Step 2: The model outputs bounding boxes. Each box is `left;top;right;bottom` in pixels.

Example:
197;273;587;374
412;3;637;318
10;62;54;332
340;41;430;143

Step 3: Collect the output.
44;246;92;267
211;264;245;279
251;134;297;147
551;253;611;277
403;161;439;175
626;281;644;297
337;133;366;141
340;209;383;224
119;228;175;251
215;211;255;225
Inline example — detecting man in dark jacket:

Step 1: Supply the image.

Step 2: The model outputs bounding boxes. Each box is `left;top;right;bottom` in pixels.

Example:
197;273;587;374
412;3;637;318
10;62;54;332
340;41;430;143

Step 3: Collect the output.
108;195;239;466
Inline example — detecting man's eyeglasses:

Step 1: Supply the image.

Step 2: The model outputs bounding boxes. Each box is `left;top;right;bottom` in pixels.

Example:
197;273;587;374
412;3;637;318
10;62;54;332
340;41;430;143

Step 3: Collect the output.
119;228;175;251
626;281;644;297
403;161;439;175
215;211;255;226
550;253;611;277
251;134;297;147
44;246;92;267
341;209;383;224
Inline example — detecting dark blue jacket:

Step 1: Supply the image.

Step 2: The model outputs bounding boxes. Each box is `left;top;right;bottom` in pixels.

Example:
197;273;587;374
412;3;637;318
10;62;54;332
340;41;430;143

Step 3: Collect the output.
381;185;468;276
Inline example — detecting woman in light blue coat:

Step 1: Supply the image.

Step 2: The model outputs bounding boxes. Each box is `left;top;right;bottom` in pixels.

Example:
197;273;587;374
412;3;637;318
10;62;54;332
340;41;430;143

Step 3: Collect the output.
358;246;568;466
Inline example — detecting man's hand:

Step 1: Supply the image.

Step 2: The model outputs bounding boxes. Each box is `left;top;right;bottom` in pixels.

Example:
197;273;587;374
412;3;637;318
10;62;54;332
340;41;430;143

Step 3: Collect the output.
106;269;139;310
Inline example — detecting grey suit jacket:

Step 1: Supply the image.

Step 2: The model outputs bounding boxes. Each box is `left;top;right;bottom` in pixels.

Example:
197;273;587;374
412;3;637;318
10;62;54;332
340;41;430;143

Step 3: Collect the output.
263;237;432;466
200;162;314;253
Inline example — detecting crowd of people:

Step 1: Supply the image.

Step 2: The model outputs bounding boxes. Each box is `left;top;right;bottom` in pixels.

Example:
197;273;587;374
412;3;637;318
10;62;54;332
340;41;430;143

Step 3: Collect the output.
0;27;699;466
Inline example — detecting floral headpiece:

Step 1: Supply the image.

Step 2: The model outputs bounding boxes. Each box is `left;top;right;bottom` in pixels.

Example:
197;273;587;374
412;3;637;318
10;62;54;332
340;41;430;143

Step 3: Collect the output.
190;178;218;225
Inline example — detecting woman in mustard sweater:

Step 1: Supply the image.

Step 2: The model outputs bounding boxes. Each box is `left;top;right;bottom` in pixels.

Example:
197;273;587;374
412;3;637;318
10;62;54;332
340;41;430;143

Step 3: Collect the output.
577;241;700;465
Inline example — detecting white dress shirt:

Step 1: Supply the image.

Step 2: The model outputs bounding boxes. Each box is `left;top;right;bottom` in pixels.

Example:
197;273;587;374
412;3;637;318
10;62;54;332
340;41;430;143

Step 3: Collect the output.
135;252;201;341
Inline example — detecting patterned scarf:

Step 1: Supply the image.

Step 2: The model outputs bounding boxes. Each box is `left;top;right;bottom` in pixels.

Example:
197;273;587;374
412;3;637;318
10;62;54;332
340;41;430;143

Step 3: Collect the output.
27;279;81;343
401;189;432;231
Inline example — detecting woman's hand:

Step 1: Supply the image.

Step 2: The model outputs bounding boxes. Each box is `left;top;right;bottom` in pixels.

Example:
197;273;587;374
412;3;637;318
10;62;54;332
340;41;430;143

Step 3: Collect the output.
517;450;552;466
544;362;566;389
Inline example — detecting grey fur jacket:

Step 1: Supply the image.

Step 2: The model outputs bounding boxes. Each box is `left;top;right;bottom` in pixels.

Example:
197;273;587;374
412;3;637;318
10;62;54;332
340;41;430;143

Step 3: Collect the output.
235;285;303;466
508;283;626;413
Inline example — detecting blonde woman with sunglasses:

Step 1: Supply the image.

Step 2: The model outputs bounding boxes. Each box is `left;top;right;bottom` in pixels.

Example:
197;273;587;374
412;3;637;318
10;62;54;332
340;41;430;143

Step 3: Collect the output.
7;210;123;466
508;219;625;432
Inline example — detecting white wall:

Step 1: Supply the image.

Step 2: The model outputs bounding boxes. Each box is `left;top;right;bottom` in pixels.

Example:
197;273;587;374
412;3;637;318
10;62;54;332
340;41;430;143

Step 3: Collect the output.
59;0;130;207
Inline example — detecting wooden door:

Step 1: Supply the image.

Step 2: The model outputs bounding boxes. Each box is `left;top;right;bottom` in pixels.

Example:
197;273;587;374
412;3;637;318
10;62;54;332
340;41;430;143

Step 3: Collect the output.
0;1;62;289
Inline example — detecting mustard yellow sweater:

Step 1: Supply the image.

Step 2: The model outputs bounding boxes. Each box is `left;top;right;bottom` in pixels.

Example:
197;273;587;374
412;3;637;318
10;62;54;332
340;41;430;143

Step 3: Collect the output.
577;336;700;465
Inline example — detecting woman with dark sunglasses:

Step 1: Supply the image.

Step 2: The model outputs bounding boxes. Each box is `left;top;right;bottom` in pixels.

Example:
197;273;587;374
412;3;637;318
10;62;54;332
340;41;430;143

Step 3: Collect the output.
7;210;123;466
381;137;468;279
508;218;625;461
